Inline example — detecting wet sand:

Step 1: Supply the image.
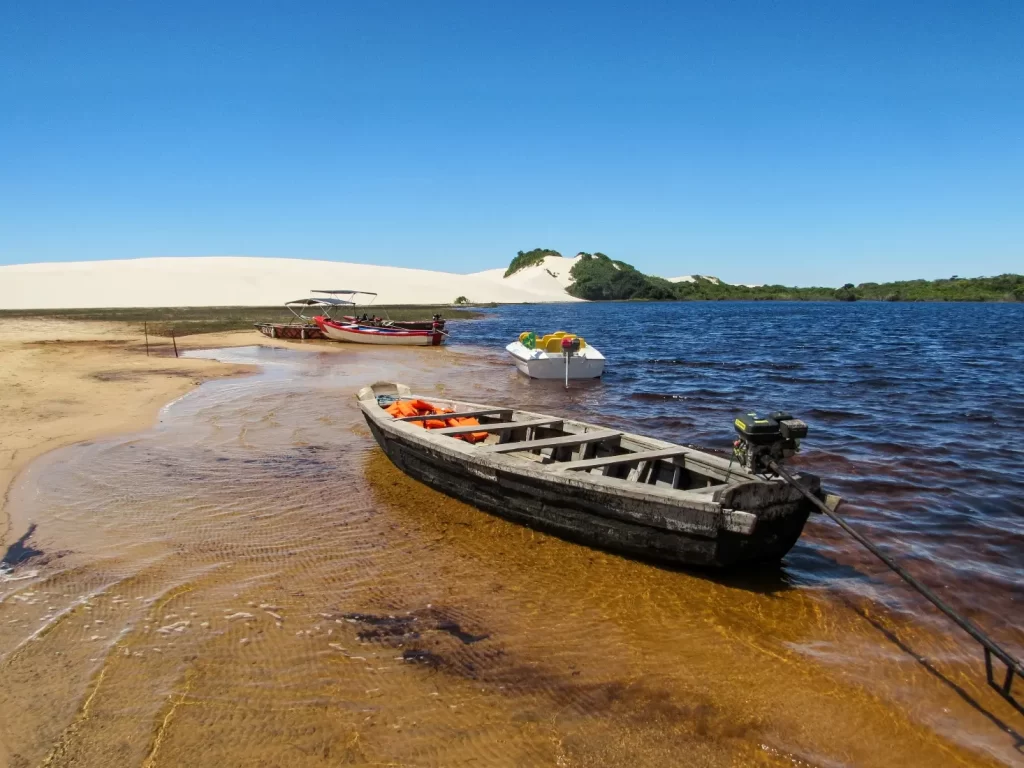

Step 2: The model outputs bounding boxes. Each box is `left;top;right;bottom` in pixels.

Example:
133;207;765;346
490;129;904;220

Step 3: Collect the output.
0;320;343;551
0;339;1021;767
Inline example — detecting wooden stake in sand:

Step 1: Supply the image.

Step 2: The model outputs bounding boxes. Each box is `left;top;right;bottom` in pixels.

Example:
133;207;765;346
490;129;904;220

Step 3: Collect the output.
171;329;178;358
144;322;150;357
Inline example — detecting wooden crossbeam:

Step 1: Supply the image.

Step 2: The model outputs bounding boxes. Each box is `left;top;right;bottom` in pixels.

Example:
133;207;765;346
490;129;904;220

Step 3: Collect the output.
397;408;513;423
434;418;563;436
482;430;621;454
554;447;688;472
690;484;728;495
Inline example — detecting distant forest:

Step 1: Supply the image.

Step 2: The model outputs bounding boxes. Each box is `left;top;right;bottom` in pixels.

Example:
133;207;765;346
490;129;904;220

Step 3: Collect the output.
508;249;1024;302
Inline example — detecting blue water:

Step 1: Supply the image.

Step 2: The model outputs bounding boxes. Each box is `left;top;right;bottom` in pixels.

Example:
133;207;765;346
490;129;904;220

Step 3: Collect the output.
448;301;1024;646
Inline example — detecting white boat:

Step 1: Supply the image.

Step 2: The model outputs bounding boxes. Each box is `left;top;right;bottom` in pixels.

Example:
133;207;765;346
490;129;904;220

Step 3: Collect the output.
315;317;446;346
506;331;605;379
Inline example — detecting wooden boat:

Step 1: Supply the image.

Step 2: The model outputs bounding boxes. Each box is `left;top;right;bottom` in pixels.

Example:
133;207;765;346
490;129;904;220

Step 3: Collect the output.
255;322;321;340
506;331;606;380
357;382;826;568
254;298;349;340
317;317;446;346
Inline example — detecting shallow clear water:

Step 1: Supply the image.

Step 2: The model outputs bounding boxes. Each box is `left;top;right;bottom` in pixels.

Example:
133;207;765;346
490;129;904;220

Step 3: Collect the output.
1;300;1022;767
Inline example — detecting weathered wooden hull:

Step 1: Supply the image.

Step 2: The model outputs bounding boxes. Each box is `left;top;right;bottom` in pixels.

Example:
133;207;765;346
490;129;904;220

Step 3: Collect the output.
362;411;815;569
254;323;324;340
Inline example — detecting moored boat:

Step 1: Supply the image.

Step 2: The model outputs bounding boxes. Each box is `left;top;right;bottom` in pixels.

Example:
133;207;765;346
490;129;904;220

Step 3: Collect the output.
317;318;446;346
506;331;605;379
343;314;446;331
314;289;446;331
254;298;349;340
255;321;322;340
357;382;829;568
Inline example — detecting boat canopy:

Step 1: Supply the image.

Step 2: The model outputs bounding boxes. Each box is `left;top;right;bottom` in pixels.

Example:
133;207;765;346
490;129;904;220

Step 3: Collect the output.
285;297;353;321
286;298;354;307
312;289;378;297
312;289;387;319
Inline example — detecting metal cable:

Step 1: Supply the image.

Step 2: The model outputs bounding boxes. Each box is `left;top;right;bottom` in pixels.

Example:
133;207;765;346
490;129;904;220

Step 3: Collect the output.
769;459;1022;712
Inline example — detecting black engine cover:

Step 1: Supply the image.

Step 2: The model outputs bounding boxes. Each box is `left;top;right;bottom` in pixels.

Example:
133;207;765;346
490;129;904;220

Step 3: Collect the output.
733;412;782;445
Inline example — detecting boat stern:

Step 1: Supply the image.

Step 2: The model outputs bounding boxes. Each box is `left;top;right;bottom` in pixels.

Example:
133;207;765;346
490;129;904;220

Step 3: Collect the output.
710;473;820;566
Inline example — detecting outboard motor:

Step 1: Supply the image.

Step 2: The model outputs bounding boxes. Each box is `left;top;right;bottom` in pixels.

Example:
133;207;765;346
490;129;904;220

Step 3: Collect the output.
732;411;808;475
561;336;582;357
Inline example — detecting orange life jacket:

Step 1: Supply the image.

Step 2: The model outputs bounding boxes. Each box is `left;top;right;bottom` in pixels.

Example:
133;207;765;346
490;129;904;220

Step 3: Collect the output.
385;399;488;443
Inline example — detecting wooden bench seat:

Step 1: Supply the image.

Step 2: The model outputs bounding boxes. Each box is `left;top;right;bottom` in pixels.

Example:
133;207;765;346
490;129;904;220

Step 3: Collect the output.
482;430;621;454
554;447;689;472
434;418;563;436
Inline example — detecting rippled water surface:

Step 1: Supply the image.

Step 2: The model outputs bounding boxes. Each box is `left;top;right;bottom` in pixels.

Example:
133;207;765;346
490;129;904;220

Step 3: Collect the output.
2;301;1023;767
454;302;1024;606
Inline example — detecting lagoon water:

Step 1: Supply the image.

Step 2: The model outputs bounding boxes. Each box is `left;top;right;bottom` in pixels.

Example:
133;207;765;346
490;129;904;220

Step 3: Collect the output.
456;301;1024;610
1;301;1022;766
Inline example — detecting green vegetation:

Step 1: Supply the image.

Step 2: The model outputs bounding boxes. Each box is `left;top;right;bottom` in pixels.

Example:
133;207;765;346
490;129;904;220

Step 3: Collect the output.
840;274;1024;302
0;304;486;337
504;248;562;278
453;296;469;305
671;274;1024;302
507;249;1024;302
834;283;858;302
568;252;677;301
670;279;838;301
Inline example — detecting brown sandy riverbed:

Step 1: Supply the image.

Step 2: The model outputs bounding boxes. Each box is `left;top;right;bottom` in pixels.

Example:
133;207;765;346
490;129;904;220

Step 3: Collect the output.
0;329;1020;767
0;320;346;573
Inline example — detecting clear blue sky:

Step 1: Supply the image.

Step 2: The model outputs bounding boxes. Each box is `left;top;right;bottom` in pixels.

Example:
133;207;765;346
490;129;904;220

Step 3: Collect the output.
1;1;1021;286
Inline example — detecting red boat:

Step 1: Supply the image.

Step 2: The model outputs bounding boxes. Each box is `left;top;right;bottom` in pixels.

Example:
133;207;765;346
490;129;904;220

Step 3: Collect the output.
342;314;446;331
256;290;450;345
315;317;446;346
312;289;445;331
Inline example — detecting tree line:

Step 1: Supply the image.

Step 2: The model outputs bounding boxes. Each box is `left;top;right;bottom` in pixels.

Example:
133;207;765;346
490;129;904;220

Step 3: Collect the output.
506;249;1023;302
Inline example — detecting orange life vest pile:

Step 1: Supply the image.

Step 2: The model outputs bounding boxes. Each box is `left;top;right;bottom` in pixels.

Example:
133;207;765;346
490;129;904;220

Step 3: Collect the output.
385;399;489;443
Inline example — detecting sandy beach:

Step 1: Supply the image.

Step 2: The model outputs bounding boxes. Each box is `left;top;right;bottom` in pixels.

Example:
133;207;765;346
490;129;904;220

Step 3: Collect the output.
0;319;303;556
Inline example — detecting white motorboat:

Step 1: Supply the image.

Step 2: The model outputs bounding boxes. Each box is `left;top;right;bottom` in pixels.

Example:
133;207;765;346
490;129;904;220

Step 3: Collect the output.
506;331;605;380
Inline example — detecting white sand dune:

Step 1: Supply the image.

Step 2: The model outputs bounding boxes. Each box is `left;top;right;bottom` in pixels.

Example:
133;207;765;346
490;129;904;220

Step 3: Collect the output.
0;256;582;309
474;254;582;293
667;274;722;285
666;275;763;288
